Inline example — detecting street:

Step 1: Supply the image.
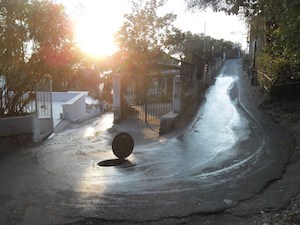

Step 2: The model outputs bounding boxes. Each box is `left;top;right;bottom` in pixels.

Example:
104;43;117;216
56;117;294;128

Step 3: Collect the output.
0;59;295;225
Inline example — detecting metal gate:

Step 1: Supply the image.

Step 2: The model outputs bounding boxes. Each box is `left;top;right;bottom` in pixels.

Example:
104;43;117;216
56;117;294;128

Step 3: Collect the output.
35;76;53;119
121;68;178;125
144;74;173;124
35;76;54;140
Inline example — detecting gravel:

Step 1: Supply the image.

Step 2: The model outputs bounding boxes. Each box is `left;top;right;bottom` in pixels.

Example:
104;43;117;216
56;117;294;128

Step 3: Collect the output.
248;86;300;225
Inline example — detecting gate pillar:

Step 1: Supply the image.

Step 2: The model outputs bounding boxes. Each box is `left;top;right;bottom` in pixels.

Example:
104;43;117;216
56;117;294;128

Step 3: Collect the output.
112;74;121;122
173;75;181;113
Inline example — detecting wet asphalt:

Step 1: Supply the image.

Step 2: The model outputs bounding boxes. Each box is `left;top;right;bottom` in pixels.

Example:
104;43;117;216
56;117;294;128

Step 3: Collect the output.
0;59;296;225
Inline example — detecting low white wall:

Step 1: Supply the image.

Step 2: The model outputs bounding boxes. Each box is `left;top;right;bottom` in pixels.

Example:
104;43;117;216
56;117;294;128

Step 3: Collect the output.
0;114;54;142
0;91;94;141
52;92;80;102
62;92;87;122
38;118;53;140
0;114;35;136
0;113;41;142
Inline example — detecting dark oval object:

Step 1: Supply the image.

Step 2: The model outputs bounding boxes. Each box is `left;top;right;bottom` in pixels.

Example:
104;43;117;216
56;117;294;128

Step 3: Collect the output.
112;132;134;159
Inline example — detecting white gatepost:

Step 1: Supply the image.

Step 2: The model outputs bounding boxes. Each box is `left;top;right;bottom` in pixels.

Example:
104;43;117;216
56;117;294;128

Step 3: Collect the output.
32;112;40;142
112;74;121;122
173;75;181;113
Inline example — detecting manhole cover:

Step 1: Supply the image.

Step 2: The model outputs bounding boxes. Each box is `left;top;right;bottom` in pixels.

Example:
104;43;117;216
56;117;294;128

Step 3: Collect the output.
112;132;134;159
97;159;135;167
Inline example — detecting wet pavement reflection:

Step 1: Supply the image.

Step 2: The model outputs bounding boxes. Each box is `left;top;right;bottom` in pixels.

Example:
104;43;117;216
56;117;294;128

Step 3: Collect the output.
2;60;293;224
89;74;252;193
37;63;256;196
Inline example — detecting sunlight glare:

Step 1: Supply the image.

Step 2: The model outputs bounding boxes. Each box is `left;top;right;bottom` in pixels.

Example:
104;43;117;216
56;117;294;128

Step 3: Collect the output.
84;127;96;137
75;1;124;57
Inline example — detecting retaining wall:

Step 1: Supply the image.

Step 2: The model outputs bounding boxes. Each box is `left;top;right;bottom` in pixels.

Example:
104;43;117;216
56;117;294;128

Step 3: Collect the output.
0;113;40;142
159;57;225;135
62;92;87;122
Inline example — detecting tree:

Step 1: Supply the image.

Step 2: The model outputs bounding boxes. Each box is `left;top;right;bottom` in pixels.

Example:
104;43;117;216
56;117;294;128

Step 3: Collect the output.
114;0;178;73
168;31;235;63
0;0;76;116
185;0;300;84
186;0;247;15
27;0;77;90
256;0;300;81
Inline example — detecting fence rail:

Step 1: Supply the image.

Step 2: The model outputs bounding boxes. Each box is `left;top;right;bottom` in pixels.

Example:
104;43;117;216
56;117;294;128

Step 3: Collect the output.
117;56;224;129
121;73;176;125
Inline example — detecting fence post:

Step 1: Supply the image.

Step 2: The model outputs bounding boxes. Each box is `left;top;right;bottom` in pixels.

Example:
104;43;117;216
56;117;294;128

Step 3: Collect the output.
113;74;121;122
32;112;40;142
49;77;53;122
173;75;181;113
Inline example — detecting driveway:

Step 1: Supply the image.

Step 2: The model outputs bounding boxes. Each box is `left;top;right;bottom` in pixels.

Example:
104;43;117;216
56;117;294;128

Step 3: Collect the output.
0;59;295;225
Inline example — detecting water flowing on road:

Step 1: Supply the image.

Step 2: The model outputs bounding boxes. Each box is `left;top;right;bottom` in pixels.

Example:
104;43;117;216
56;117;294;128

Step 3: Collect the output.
0;60;293;224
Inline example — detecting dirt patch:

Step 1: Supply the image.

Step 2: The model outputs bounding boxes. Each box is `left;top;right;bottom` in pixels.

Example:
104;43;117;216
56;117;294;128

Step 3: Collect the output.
260;97;300;153
247;85;300;224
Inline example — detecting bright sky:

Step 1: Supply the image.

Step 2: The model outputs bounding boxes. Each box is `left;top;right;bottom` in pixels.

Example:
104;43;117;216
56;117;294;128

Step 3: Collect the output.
58;0;248;57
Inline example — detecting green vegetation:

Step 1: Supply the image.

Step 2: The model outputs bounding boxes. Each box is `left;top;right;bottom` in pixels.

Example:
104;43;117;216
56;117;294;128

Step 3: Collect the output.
114;0;237;69
114;0;179;73
168;31;236;63
255;0;300;83
0;0;107;116
0;0;240;117
186;0;300;87
0;0;76;116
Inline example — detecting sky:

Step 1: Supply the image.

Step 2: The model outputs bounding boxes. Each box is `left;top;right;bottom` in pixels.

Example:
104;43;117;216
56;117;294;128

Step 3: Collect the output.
58;0;248;57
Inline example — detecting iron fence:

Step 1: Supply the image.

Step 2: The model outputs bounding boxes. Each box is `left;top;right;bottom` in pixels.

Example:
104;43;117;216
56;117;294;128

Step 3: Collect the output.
121;72;177;125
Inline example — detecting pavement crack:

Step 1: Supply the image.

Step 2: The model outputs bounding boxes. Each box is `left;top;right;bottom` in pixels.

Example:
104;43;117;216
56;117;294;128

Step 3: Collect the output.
63;209;228;225
226;154;296;218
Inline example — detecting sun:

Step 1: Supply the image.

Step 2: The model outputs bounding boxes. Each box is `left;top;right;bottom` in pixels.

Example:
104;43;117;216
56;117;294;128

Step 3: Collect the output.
75;18;117;57
74;1;124;58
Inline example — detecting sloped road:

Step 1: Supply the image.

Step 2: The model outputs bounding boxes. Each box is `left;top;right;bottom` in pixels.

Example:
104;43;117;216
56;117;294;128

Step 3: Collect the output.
0;59;295;225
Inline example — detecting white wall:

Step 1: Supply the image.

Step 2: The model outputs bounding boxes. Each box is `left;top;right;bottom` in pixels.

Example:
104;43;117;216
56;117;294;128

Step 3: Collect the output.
52;92;80;102
62;92;87;122
0;114;36;136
